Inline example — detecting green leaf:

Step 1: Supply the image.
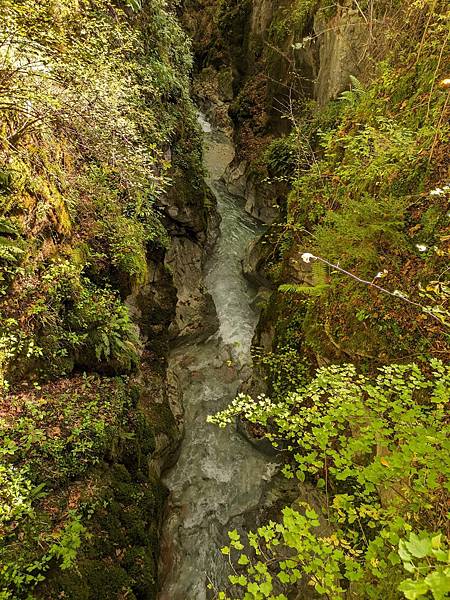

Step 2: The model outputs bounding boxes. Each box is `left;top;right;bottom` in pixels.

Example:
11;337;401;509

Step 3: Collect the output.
398;579;429;599
278;571;290;584
247;582;260;595
229;529;240;541
424;571;450;600
405;534;433;559
399;540;413;562
259;581;272;595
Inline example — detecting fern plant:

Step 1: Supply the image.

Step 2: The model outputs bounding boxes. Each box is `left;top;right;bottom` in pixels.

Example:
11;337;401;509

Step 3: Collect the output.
125;0;143;12
279;260;329;296
339;75;365;106
0;218;25;263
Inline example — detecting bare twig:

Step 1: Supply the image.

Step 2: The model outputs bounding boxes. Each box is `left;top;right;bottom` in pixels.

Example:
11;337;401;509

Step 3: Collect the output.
300;253;446;325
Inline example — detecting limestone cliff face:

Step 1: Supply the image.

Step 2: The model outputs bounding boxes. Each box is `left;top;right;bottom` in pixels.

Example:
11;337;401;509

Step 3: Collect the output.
182;0;367;123
180;0;368;226
313;3;369;105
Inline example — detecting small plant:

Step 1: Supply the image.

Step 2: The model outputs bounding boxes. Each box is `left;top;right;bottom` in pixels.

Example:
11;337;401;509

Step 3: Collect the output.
0;219;25;265
278;260;329;297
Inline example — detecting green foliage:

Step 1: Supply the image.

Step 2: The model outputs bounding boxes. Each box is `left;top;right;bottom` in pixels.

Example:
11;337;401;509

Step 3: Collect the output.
0;375;135;598
125;0;143;12
267;0;450;361
339;75;366;107
0;0;202;384
279;261;329;296
263;135;298;182
0;511;86;599
0;0;200;597
0;259;141;389
0;218;24;263
208;360;450;598
252;347;309;400
269;0;318;43
398;532;450;600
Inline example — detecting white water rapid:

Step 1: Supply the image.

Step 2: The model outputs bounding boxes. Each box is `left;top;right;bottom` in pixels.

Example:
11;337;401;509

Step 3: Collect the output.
158;116;275;600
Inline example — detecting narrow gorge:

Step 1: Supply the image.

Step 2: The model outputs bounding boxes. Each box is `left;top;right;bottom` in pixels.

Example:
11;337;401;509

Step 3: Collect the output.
1;1;449;600
158;114;272;600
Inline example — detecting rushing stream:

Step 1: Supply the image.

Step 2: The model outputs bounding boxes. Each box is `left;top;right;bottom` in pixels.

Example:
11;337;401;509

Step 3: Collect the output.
158;116;275;599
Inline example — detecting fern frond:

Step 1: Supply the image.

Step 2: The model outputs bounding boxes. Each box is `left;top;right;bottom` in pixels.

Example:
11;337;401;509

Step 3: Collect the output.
279;283;329;297
0;237;25;263
349;75;365;95
339;76;365;105
279;261;329;297
0;217;19;236
311;261;327;286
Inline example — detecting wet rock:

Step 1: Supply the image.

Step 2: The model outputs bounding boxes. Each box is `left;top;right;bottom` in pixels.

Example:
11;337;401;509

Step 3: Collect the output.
223;158;248;197
236;417;279;456
243;176;279;224
193;67;235;133
249;288;271;312
224;160;280;225
166;237;219;344
242;235;273;288
126;254;177;355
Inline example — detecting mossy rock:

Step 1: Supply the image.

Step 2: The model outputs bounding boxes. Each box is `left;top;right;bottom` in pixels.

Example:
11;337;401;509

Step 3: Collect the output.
122;547;157;598
51;560;132;600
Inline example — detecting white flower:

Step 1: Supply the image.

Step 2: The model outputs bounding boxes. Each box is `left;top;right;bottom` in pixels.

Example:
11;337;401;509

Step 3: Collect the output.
375;269;388;279
430;188;445;196
301;252;316;263
416;244;427;252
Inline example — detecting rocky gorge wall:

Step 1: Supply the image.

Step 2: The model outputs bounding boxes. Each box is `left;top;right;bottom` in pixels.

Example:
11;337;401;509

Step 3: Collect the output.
0;2;220;599
2;1;448;598
175;2;450;598
181;0;370;224
181;0;449;368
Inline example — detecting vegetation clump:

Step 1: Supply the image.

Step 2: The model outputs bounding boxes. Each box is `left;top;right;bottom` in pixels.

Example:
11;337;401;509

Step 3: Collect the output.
0;0;200;387
209;361;450;599
260;0;450;364
0;0;200;597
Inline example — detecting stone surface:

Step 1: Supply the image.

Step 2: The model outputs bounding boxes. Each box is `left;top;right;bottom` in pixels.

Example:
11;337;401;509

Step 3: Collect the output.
165;236;219;344
241;235;273;288
314;5;369;105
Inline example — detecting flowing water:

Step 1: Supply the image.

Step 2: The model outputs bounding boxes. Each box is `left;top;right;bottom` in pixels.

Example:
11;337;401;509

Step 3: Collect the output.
158;116;275;599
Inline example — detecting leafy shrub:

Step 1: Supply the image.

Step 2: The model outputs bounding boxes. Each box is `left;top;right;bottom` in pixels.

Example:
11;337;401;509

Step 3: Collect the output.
209;360;450;599
0;0;201;384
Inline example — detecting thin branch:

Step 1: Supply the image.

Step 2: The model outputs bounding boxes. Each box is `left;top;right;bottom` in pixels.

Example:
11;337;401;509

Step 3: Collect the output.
300;253;446;325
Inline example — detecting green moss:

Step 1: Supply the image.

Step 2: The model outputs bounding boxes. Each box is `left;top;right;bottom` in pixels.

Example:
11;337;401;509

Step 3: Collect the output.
53;560;131;600
269;0;318;44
